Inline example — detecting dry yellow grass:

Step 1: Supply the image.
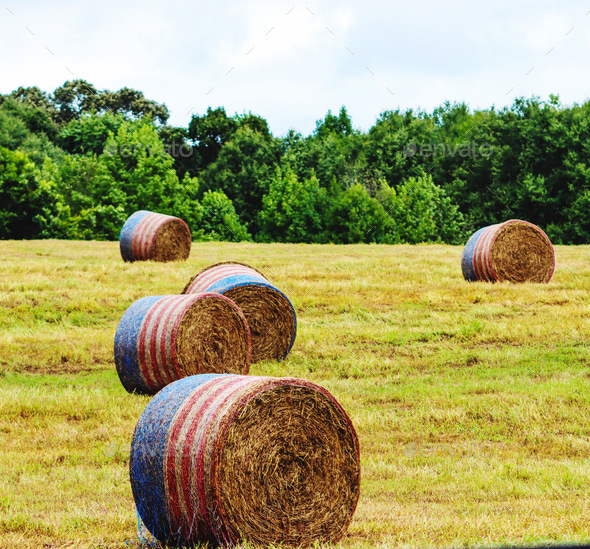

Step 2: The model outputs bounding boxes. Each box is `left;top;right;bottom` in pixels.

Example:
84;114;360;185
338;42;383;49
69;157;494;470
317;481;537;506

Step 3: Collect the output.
0;240;589;548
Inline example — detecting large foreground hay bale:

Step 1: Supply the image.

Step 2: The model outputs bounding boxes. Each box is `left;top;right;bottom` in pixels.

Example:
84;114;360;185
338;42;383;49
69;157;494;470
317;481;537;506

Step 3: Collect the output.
114;294;250;394
130;374;360;547
461;219;555;283
182;262;297;362
119;210;191;262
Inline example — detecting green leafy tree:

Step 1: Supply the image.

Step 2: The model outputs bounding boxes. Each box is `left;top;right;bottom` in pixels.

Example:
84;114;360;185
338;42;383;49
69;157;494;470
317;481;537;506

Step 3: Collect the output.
0;147;67;238
53;154;111;239
187;109;274;175
199;126;279;233
18;133;65;167
326;184;398;244
187;107;239;171
5;86;56;113
284;133;365;190
314;106;354;139
283;107;367;190
0;106;29;150
54;120;202;240
58;112;125;155
158;125;194;179
0;99;65;166
98;121;201;237
0;96;60;144
258;168;327;243
365;109;434;185
377;174;465;244
52;80;169;125
549;163;590;243
200;191;250;241
236;112;272;138
0;93;59;138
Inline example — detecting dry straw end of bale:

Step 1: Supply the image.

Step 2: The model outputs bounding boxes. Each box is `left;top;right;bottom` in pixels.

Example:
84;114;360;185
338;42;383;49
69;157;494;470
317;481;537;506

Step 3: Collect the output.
461;220;555;283
130;374;361;547
492;219;556;283
183;262;297;363
114;294;250;395
119;210;191;262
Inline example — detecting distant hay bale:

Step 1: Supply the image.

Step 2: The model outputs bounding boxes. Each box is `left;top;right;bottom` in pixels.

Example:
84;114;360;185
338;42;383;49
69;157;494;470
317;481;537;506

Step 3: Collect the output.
130;374;361;547
182;262;297;362
461;219;555;283
114;294;250;394
119;210;191;262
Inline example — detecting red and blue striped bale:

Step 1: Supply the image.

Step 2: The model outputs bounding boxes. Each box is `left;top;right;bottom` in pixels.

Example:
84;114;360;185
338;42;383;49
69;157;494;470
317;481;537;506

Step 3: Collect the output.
119;210;191;262
114;294;251;394
183;262;297;362
461;219;555;283
130;374;361;547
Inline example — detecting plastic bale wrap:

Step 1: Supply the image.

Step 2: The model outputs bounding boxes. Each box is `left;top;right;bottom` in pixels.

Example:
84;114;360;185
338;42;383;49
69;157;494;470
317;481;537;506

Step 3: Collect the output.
461;219;555;283
114;294;250;394
183;262;297;362
119;210;191;262
130;374;361;547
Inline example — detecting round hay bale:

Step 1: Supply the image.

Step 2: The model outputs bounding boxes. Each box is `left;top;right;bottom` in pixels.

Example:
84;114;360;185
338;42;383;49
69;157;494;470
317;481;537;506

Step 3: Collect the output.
130;374;360;547
114;294;250;394
119;210;191;262
182;262;297;362
461;219;555;283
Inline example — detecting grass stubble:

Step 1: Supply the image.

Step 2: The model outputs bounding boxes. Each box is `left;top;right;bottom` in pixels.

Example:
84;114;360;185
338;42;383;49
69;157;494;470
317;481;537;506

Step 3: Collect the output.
0;240;589;548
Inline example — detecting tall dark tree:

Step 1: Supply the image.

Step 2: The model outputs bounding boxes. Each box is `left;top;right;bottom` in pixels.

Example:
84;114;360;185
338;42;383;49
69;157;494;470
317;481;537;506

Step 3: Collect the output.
187;107;238;172
158;125;193;179
5;86;56;113
237;112;272;138
314;106;354;138
284;106;366;190
52;80;99;123
97;87;169;124
198;126;280;233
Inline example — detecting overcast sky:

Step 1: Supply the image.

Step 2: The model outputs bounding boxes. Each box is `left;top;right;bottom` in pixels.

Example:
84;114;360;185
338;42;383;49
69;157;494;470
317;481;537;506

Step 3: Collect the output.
2;0;590;136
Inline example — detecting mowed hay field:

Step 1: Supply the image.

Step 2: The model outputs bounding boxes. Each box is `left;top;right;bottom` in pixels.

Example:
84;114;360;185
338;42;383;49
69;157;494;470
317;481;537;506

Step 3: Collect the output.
1;240;590;549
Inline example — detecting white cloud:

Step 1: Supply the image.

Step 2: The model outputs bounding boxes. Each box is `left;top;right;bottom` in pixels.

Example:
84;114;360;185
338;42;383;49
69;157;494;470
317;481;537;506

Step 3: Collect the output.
1;0;590;135
524;13;571;52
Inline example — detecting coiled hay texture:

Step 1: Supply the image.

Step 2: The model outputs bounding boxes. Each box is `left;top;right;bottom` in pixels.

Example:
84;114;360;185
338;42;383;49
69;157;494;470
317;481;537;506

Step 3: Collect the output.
114;294;250;394
130;374;360;548
461;219;556;283
183;262;297;362
119;210;191;262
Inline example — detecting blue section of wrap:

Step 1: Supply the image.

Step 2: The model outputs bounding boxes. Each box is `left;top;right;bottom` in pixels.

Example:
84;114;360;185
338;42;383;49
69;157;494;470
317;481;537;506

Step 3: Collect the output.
119;210;151;262
114;295;164;394
129;374;227;543
203;275;297;361
203;273;267;294
461;226;488;282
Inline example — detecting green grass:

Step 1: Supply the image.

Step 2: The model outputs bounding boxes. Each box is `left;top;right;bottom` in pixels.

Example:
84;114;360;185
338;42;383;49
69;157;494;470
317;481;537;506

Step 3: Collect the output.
1;239;590;548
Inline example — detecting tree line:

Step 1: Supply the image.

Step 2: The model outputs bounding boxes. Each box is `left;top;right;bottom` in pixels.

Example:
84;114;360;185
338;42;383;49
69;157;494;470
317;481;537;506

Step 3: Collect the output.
1;80;589;244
